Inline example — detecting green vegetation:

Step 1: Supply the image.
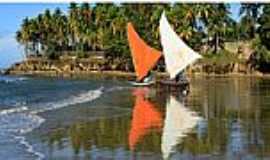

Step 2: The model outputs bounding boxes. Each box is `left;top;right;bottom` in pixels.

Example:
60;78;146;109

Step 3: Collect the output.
15;3;270;73
202;50;240;65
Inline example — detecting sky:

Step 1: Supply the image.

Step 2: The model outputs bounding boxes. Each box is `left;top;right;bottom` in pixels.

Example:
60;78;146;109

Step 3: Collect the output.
0;3;241;69
0;3;68;69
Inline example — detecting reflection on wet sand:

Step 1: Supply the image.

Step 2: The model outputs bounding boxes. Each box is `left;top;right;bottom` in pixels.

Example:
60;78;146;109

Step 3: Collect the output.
129;88;201;159
39;77;270;160
41;87;202;159
161;95;201;160
129;88;163;151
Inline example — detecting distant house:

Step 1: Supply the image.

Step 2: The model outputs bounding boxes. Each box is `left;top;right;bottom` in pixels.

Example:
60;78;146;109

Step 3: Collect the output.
60;51;105;60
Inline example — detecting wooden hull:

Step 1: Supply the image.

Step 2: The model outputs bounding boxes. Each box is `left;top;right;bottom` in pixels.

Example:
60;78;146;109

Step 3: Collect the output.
155;80;190;95
129;80;155;86
128;79;190;95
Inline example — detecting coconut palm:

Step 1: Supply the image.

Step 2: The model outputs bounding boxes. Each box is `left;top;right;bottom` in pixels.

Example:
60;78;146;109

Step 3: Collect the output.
239;3;262;39
258;5;270;50
16;3;263;63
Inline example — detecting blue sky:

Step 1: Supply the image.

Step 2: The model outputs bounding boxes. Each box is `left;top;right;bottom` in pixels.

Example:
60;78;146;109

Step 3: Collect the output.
0;3;68;69
0;3;241;69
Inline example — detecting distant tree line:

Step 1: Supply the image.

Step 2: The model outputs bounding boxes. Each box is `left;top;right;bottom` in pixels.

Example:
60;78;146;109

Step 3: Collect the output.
15;3;270;70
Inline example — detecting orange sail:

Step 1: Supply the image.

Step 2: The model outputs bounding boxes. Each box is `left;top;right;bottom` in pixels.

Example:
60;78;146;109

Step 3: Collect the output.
127;23;162;81
129;88;163;150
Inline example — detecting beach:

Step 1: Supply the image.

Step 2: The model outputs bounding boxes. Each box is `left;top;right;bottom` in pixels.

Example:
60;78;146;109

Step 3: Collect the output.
2;2;270;160
0;74;270;159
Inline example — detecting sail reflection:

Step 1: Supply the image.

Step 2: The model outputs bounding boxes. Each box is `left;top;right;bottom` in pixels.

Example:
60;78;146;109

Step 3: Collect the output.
161;95;201;160
129;88;163;151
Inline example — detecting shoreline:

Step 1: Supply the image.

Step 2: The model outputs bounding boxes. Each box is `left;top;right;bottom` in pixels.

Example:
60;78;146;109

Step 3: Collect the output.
4;57;270;79
5;70;270;79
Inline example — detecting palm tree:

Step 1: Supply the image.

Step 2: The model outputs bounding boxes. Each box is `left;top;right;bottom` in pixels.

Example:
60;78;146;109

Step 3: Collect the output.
258;4;270;50
239;3;262;39
16;18;31;57
16;3;256;64
68;2;80;51
205;4;230;53
52;8;68;53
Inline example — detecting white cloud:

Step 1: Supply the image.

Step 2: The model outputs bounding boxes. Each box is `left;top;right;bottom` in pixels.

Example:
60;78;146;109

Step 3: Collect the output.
0;33;24;69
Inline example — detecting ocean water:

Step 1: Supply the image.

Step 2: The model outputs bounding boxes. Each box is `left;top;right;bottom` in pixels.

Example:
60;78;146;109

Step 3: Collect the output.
0;75;130;160
1;75;270;160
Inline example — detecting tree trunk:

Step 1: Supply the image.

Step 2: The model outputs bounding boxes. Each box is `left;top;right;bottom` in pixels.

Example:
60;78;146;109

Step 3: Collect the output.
214;33;220;54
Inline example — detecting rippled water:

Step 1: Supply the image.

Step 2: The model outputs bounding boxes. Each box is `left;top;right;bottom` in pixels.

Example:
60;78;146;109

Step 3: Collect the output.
1;75;270;160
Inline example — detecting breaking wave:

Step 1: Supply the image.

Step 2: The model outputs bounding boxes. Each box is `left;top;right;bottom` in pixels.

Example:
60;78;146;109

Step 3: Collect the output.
0;106;28;115
0;86;105;160
0;112;45;160
31;86;104;114
0;76;28;83
14;136;45;160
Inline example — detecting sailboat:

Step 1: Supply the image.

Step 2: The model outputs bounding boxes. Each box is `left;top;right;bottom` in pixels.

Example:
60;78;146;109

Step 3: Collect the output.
127;22;162;86
161;95;201;159
158;12;202;89
129;88;163;151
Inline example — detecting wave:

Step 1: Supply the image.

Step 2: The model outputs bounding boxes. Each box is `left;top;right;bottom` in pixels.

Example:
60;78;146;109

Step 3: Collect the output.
6;87;105;134
0;85;129;160
106;86;131;92
0;87;104;133
0;112;45;160
0;76;28;83
0;86;105;160
14;136;45;160
0;106;28;115
0;112;45;134
31;87;104;114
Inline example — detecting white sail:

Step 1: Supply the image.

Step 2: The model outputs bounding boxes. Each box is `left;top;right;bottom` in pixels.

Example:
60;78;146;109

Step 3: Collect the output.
161;96;200;160
159;12;202;79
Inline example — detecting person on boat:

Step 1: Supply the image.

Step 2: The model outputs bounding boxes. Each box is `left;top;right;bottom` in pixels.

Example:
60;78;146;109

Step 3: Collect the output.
175;71;186;83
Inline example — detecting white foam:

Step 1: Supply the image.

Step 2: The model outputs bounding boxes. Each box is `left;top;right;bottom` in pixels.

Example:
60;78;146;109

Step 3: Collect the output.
0;76;28;83
17;77;28;81
14;136;45;160
0;112;45;134
0;111;45;160
106;86;131;92
0;87;104;134
0;106;28;115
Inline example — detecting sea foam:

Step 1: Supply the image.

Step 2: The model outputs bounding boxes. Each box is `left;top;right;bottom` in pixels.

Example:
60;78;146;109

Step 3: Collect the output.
14;136;45;160
0;106;28;115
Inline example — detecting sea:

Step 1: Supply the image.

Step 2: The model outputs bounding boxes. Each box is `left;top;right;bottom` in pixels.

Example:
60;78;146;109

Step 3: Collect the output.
0;74;270;160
